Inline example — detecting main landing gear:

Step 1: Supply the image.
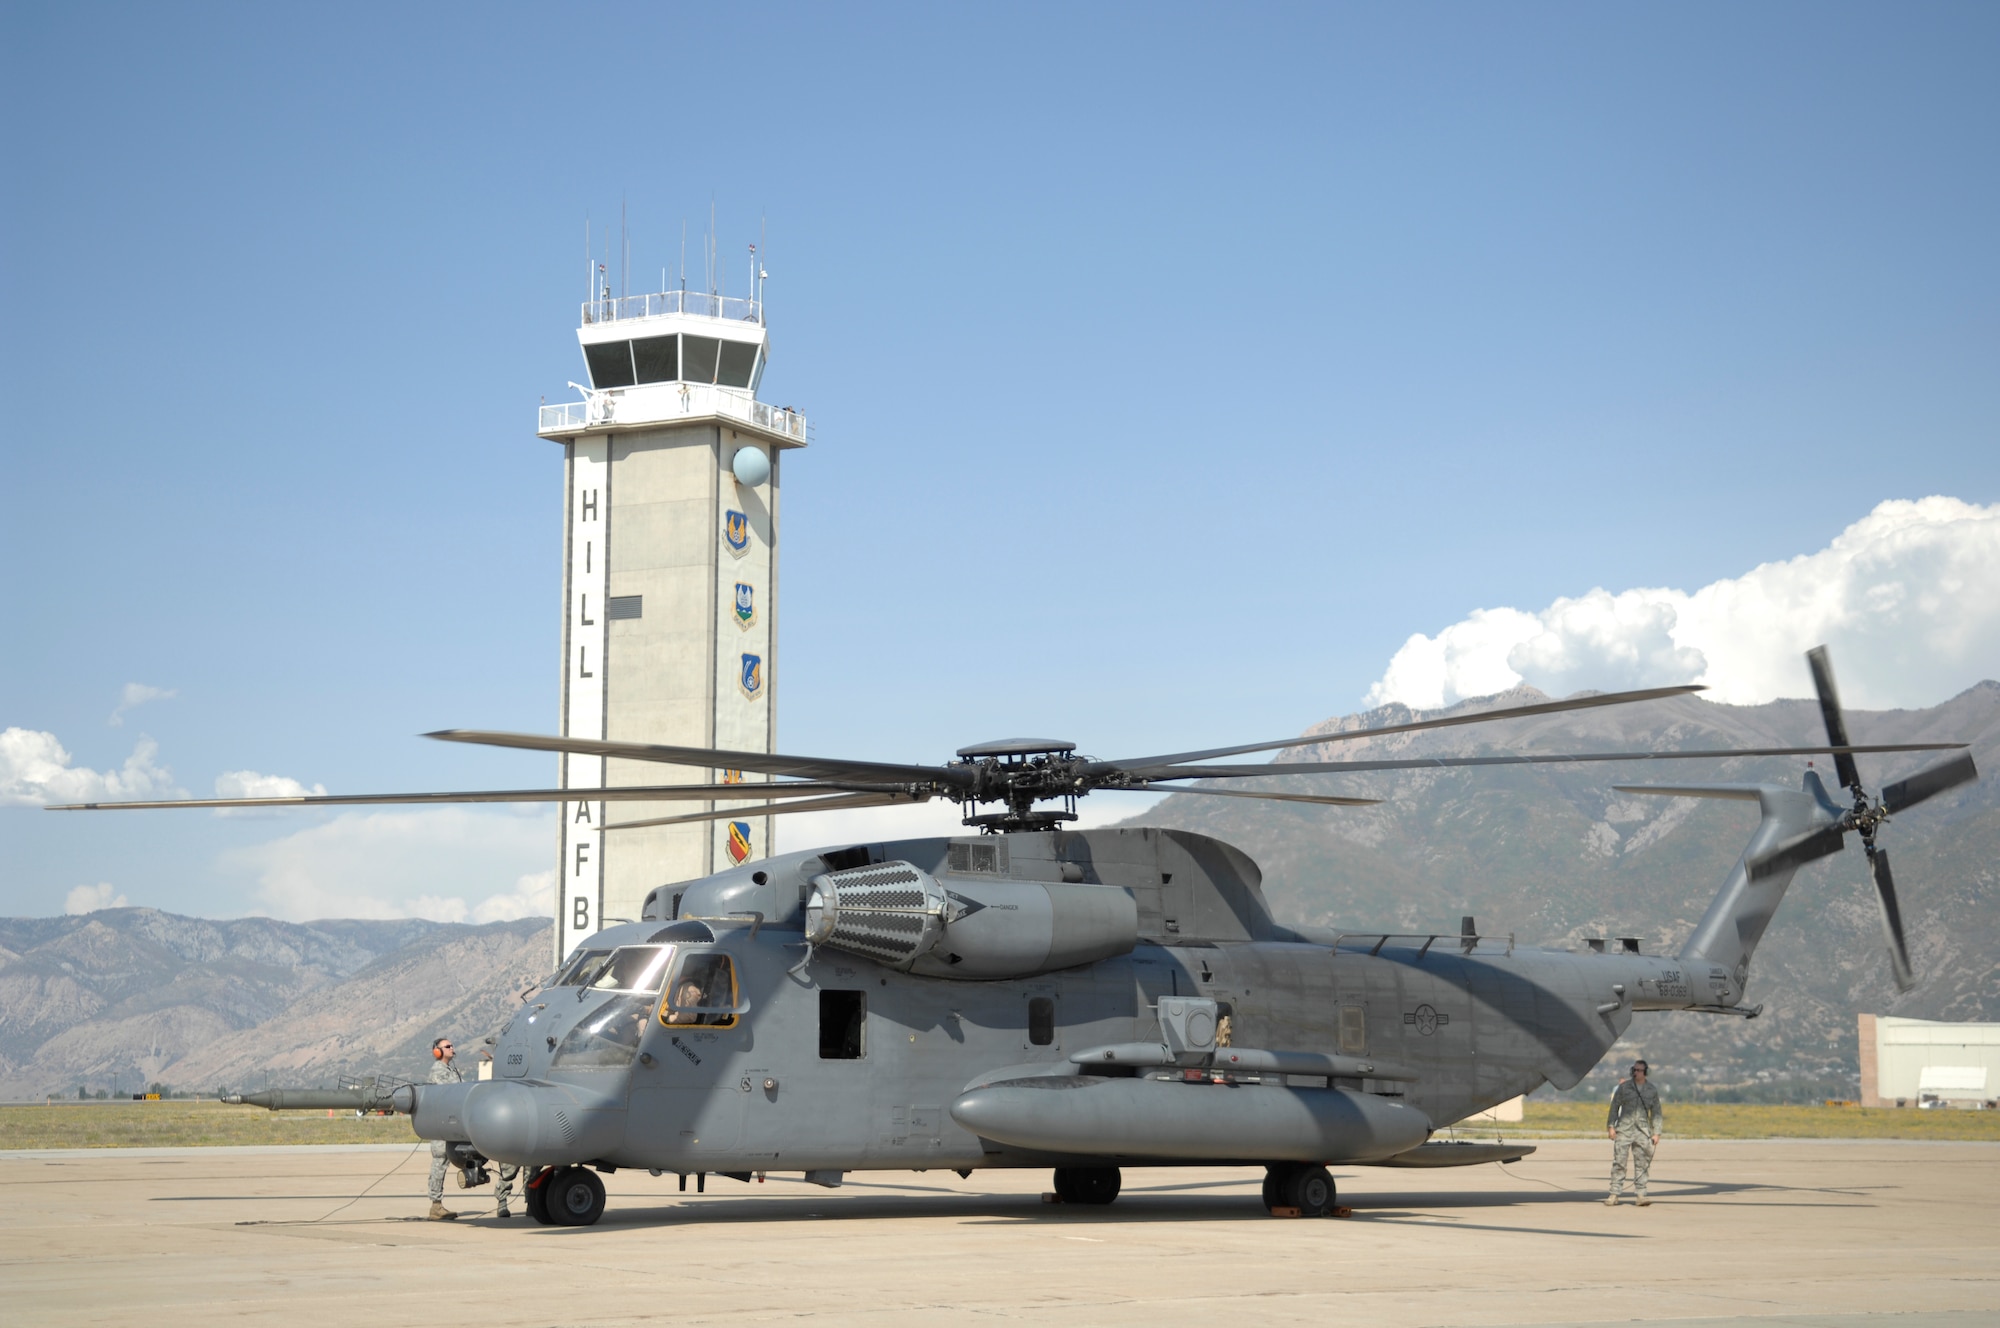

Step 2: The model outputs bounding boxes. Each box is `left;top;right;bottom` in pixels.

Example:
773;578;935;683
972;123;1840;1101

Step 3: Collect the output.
1262;1163;1337;1217
1051;1166;1122;1205
525;1165;606;1227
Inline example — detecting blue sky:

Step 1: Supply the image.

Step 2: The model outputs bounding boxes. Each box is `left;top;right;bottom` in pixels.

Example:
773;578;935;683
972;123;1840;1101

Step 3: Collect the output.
4;3;1997;921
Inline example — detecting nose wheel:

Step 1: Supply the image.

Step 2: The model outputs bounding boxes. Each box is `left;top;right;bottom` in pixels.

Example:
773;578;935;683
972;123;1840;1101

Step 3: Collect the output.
527;1166;606;1226
1051;1166;1122;1205
1262;1163;1336;1217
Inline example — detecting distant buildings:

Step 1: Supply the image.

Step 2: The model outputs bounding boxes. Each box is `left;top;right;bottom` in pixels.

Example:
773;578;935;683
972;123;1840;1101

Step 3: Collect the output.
1858;1015;2000;1108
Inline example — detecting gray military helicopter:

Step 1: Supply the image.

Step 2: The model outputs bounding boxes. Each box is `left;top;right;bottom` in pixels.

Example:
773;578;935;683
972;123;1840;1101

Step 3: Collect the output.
55;648;1975;1224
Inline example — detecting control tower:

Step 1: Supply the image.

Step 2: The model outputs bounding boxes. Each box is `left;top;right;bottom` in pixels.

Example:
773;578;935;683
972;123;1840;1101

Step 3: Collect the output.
537;285;807;958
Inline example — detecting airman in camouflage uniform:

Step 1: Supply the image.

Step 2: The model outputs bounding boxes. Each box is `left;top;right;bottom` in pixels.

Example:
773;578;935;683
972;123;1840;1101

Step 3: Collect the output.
427;1038;461;1221
1605;1059;1662;1206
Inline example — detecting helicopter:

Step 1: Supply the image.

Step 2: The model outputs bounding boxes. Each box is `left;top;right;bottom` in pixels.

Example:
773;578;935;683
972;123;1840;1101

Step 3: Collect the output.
53;647;1975;1224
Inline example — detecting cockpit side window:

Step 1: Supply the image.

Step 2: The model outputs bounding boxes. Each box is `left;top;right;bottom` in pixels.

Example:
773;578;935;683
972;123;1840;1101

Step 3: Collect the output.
660;953;739;1028
589;945;674;992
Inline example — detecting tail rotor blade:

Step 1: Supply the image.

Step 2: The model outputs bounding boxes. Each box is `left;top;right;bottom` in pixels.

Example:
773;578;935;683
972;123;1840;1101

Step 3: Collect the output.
1868;848;1915;993
1882;752;1979;814
1806;646;1862;791
1746;822;1847;881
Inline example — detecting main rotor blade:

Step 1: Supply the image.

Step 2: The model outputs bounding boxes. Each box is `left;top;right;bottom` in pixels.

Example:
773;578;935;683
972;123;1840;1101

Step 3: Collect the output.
43;782;854;812
1084;684;1707;774
1746;823;1848;881
1868;847;1915;993
427;730;962;788
1121;743;1968;782
1806;646;1862;791
604;790;927;831
1103;784;1381;807
1882;752;1979;814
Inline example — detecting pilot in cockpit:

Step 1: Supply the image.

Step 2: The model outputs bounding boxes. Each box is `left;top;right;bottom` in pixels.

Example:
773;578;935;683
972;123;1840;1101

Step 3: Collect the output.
664;975;708;1025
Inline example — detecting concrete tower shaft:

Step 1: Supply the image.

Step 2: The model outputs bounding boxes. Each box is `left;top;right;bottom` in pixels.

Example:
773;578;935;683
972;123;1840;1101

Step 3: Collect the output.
538;288;808;960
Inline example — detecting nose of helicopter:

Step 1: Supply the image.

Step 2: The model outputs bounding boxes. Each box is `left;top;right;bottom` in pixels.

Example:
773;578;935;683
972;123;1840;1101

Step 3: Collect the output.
464;1080;540;1160
463;1079;627;1167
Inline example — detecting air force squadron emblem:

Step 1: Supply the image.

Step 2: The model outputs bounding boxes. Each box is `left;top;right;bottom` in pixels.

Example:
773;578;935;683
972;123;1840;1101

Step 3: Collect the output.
723;510;750;557
733;582;756;630
739;653;763;699
727;820;752;865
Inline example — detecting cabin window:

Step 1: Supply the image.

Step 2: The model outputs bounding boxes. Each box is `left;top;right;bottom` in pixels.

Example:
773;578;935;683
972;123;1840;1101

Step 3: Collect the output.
1339;1004;1367;1055
1027;996;1056;1046
819;990;866;1059
631;334;679;383
660;953;738;1028
584;340;636;389
682;335;721;384
716;339;758;388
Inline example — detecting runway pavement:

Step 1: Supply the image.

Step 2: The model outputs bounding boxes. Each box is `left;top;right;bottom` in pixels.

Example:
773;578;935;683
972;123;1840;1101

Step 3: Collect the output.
1;1139;1993;1325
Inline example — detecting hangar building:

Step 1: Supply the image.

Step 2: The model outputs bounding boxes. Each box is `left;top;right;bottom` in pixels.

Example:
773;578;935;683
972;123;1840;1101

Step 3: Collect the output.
1858;1014;2000;1108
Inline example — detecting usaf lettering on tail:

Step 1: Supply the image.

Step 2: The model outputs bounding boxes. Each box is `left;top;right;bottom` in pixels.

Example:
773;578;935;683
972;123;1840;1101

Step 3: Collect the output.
54;649;1977;1224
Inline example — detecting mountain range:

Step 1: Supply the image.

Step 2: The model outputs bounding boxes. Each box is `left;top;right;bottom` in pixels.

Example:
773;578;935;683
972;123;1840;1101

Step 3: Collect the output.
2;682;1992;1103
0;912;548;1100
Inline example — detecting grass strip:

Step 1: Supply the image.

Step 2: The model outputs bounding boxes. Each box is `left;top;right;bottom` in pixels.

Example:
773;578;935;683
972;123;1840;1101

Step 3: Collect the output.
1440;1101;2000;1141
0;1100;422;1150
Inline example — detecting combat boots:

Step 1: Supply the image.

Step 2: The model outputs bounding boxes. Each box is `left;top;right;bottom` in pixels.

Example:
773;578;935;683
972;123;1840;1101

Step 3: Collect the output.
428;1200;459;1221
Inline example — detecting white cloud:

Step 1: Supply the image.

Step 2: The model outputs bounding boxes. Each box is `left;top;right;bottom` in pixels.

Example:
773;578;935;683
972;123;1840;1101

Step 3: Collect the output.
473;869;557;923
1365;497;2000;710
220;807;557;923
65;883;130;914
210;769;329;816
0;729;184;806
108;683;175;727
214;770;327;799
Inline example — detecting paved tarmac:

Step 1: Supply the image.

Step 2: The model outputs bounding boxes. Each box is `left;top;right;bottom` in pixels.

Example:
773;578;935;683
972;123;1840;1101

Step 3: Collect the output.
2;1139;1993;1326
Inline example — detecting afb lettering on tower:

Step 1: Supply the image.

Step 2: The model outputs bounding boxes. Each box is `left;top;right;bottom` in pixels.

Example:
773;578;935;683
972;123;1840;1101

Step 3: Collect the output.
558;442;609;953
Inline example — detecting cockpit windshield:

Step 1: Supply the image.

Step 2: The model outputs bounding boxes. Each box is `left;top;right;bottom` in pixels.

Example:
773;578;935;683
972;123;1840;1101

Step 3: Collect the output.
552;945;674;992
549;994;653;1071
588;945;674;992
552;948;611;987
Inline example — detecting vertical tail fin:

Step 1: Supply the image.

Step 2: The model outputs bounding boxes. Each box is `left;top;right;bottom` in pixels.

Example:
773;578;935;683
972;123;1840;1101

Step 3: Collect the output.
1613;773;1839;1005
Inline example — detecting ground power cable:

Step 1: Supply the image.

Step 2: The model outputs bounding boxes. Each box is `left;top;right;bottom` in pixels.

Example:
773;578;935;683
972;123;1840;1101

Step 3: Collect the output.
235;1080;430;1227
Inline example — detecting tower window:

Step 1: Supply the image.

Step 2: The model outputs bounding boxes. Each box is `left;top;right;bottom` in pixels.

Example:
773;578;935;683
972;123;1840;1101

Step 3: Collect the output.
631;335;679;384
608;595;643;620
584;340;636;389
681;335;721;384
716;340;758;388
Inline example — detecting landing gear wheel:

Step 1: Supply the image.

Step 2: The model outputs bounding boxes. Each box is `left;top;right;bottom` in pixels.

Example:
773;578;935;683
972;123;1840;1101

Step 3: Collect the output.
1052;1166;1121;1205
1263;1164;1336;1217
544;1166;606;1227
524;1167;553;1225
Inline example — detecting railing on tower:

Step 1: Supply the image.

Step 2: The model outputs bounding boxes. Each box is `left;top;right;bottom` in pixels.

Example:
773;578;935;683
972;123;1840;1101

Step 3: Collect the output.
582;292;763;325
538;385;807;440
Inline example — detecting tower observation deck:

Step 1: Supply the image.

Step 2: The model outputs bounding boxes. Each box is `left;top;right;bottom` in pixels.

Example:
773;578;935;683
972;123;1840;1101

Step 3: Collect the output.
539;287;808;959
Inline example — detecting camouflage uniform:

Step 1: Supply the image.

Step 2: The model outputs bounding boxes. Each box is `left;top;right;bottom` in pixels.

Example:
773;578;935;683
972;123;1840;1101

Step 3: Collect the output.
1606;1076;1662;1200
427;1058;462;1206
492;1162;521;1217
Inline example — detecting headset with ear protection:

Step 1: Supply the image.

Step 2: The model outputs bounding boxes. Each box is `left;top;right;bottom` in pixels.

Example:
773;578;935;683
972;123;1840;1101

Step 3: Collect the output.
432;1038;449;1060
